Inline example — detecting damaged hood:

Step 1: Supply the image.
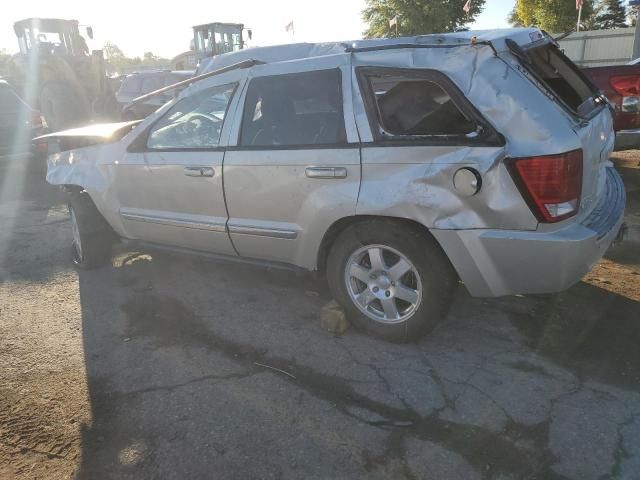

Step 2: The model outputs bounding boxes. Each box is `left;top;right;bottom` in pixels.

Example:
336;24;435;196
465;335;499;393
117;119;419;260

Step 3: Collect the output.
34;120;142;152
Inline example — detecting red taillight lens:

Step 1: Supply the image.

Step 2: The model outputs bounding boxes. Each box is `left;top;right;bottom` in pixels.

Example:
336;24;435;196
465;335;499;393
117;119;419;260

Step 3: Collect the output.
508;150;583;223
610;75;640;96
31;110;44;129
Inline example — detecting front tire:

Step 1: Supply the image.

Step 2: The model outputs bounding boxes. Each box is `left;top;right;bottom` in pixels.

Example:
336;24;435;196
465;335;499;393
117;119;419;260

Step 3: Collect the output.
68;191;115;269
326;220;457;343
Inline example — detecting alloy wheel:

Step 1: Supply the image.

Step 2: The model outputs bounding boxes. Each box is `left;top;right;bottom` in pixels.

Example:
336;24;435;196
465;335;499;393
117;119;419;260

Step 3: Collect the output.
344;244;422;324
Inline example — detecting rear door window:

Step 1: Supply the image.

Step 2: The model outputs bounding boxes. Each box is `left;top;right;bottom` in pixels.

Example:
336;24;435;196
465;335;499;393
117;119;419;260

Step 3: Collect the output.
515;42;601;117
141;76;164;94
239;69;347;147
120;76;143;95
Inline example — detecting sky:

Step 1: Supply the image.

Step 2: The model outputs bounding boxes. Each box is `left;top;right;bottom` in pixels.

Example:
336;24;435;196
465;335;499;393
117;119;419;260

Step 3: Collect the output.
0;0;513;59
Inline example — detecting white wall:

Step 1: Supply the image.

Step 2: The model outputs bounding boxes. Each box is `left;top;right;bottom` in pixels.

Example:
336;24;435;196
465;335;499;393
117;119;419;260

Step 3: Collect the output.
557;27;635;67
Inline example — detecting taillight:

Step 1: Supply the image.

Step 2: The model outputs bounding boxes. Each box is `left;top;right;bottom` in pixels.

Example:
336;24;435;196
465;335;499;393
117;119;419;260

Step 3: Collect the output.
610;76;640;112
508;150;583;223
610;75;640;96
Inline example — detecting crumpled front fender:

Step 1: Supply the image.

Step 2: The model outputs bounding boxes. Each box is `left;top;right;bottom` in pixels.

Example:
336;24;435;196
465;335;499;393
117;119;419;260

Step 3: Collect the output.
46;143;119;192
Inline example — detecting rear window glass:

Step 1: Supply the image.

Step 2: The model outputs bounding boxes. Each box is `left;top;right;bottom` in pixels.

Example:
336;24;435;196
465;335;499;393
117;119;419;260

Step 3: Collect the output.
365;74;475;137
522;44;599;117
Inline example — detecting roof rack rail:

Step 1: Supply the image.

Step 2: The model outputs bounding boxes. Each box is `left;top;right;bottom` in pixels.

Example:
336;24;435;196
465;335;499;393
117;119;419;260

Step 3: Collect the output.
343;40;496;54
124;59;264;113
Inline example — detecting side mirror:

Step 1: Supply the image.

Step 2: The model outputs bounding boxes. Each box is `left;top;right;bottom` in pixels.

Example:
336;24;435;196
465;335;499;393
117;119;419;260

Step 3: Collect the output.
86;26;94;39
247;29;253;41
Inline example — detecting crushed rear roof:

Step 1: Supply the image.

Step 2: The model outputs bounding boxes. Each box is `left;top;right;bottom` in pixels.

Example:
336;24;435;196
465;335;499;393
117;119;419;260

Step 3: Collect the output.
198;28;545;74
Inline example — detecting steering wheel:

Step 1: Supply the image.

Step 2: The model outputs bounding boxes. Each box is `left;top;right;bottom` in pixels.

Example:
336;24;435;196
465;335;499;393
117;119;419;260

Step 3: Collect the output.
173;113;220;145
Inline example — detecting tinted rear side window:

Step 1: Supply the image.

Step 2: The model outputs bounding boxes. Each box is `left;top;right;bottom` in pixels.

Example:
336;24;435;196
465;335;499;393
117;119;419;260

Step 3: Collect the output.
240;69;347;147
521;44;599;117
141;76;164;94
120;76;143;94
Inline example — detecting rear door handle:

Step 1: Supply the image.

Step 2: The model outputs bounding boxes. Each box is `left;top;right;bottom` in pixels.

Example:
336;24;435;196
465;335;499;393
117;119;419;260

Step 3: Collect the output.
305;167;347;179
184;166;214;177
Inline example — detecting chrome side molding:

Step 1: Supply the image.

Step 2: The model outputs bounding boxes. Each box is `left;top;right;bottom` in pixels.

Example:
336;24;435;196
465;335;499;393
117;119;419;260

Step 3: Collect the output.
227;224;298;239
120;210;227;233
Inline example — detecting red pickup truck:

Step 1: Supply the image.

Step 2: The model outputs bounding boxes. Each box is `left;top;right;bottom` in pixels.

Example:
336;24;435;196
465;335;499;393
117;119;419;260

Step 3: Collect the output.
583;61;640;150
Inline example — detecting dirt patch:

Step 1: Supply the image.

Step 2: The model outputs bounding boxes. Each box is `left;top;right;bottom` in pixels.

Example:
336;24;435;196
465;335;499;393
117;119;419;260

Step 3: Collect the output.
0;370;89;480
581;153;640;301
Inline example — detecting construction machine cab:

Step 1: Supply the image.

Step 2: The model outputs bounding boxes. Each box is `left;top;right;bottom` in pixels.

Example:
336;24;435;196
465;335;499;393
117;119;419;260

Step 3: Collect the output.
14;18;92;57
192;23;247;62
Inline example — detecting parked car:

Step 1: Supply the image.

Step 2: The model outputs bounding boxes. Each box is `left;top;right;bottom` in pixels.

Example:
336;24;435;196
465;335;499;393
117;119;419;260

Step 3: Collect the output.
0;79;47;157
116;70;194;120
582;62;640;150
41;29;625;342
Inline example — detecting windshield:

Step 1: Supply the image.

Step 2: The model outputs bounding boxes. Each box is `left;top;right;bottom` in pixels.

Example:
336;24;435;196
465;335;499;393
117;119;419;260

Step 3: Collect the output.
17;25;87;56
193;25;242;59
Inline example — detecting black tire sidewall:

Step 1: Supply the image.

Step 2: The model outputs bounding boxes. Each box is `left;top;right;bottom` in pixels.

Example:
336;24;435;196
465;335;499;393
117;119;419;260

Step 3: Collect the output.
67;192;114;270
327;220;456;343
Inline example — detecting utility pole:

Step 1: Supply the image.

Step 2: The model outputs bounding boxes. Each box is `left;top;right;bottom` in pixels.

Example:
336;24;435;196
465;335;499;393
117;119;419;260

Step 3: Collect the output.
631;0;640;59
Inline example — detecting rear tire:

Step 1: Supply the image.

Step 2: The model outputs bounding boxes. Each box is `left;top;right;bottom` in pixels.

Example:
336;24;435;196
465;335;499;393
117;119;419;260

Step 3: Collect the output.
67;191;115;269
326;219;457;343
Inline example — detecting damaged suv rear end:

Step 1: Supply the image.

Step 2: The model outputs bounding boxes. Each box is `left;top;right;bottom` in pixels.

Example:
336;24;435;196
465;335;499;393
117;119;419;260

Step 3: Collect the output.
417;29;624;298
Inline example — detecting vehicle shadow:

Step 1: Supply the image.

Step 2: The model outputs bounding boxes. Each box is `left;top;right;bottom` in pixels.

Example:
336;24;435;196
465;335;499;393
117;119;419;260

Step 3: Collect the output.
72;244;640;479
500;282;640;388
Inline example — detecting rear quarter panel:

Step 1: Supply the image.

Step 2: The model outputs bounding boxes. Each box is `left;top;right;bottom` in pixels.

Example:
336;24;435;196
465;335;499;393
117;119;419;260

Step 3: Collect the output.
351;45;582;232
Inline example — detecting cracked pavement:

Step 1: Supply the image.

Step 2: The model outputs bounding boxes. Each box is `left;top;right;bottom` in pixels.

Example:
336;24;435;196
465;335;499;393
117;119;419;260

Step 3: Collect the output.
1;153;639;479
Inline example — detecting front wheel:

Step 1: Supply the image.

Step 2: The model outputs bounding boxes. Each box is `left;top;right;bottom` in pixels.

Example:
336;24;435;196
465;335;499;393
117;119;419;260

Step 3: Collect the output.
68;191;115;269
326;220;457;343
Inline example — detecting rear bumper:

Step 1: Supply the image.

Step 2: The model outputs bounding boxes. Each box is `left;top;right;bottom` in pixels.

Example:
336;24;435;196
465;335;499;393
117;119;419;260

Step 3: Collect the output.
433;167;626;297
614;129;640;151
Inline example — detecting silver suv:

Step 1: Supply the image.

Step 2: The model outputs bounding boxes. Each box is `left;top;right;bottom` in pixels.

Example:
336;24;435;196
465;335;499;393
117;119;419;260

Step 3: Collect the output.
43;29;625;342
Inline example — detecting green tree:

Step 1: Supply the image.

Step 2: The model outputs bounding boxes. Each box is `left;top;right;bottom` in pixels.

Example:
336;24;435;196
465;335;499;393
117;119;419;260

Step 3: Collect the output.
103;42;125;62
362;0;485;38
103;42;169;73
594;0;627;28
143;51;160;62
514;0;594;32
507;6;523;26
631;6;638;26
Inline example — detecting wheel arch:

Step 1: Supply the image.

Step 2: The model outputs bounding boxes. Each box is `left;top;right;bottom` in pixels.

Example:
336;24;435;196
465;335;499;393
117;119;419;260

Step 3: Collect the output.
316;215;457;277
